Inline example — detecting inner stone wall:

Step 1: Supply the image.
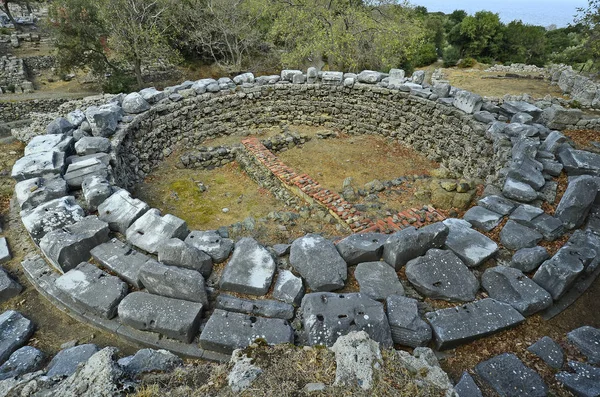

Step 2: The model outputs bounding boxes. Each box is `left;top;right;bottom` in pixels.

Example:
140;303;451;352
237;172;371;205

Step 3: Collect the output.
112;84;493;189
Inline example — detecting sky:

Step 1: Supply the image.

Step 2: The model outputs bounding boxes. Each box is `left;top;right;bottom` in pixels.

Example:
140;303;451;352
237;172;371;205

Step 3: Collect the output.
410;0;589;27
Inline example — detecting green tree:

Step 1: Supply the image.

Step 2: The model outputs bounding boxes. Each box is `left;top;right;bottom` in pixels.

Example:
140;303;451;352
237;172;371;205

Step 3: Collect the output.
576;0;600;67
455;11;504;59
500;21;547;66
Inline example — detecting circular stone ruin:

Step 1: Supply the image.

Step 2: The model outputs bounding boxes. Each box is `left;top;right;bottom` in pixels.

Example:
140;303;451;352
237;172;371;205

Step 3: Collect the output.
8;68;600;390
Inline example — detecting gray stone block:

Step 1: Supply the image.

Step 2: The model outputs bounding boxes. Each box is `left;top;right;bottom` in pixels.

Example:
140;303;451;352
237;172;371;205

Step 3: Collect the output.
508;159;546;190
301;292;393;348
46;344;98;377
46;117;74;135
463;206;503;232
354;261;404;300
500;220;543;251
568;326;600;365
357;70;383;83
0;267;21;301
67;109;86;127
406;249;479;302
98;189;149;235
454;372;483;397
501;101;543;122
558;147;600;177
215;294;294;320
482;266;552;316
63;157;109;188
321;71;344;85
556;361;600;397
199;309;293;354
443;219;498;267
289;234;347;292
382;222;448;270
335;233;386;265
126;209;189;254
184;230;234;263
531;213;564;241
233;72;254;85
533;248;586;300
157;238;213;278
0;238;10;265
122;92;150;114
509;204;544;227
139;260;208;305
0;346;44;380
386;295;431;348
55;262;128;319
24;134;73;156
15;176;68;211
503;177;538;202
272;270;304;305
475;353;547;397
118;291;203;343
118;348;182;377
74;136;111;156
220;238;276;296
139;87;166;104
478;194;517;216
453;90;483;114
40;216;110;273
20;196;84;243
0;311;34;364
90;239;150;288
528;336;564;369
510;246;549;272
556;175;600;229
411;70;425;84
66;152;110;167
11;150;65;182
85;103;122;137
272;244;290;257
425;298;525;350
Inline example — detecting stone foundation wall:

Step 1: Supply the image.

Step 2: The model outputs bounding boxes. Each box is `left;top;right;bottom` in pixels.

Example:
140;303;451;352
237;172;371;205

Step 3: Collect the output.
112;84;493;189
0;98;70;123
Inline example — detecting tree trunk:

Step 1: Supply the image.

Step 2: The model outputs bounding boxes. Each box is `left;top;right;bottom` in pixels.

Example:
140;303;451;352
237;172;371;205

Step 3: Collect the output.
1;2;21;31
134;58;143;88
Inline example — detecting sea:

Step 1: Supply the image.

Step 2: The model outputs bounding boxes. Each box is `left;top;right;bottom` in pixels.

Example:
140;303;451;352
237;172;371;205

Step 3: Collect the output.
411;0;589;28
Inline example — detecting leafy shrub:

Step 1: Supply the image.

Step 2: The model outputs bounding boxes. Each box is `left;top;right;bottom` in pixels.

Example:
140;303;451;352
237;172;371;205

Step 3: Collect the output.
413;42;438;67
102;72;137;94
6;84;15;93
442;46;460;67
458;57;477;68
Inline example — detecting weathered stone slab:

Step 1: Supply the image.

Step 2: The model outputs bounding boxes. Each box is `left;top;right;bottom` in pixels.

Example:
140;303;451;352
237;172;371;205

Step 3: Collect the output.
199;309;293;354
0;346;44;380
528;336;564;369
509;204;544;227
21;196;84;243
357;70;383;83
510;246;549;272
66;152;111;166
11;150;65;182
503;177;538;202
558;147;600;177
40;216;110;273
139;260;208;305
501;101;543;122
508;159;545;190
482;266;552;316
122;92;150;114
233;72;255;85
220;237;276;296
215;294;294;320
118;348;182;377
406;249;479;302
67;109;86;127
81;176;112;211
386;295;431;348
335;233;386;265
568;326;600;365
118;291;203;343
63;157;109;188
85;104;122;137
555;175;600;229
15;176;68;211
55;262;127;318
0;239;11;265
272;270;304;305
74;136;111;156
425;298;525;350
321;71;344;85
454;372;483;397
98;189;149;235
382;222;448;270
476;353;547;397
289;234;347;292
90;239;150;288
453;90;483;114
354;261;404;300
184;230;234;263
24;134;73;156
126;209;188;254
500;220;543;251
556;361;600;397
443;219;498;267
46;117;74;135
478;194;517;216
0;267;22;302
157;238;213;278
139;87;166;104
301;292;393;348
0;311;33;366
533;248;586;300
46;344;99;377
463;206;503;232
